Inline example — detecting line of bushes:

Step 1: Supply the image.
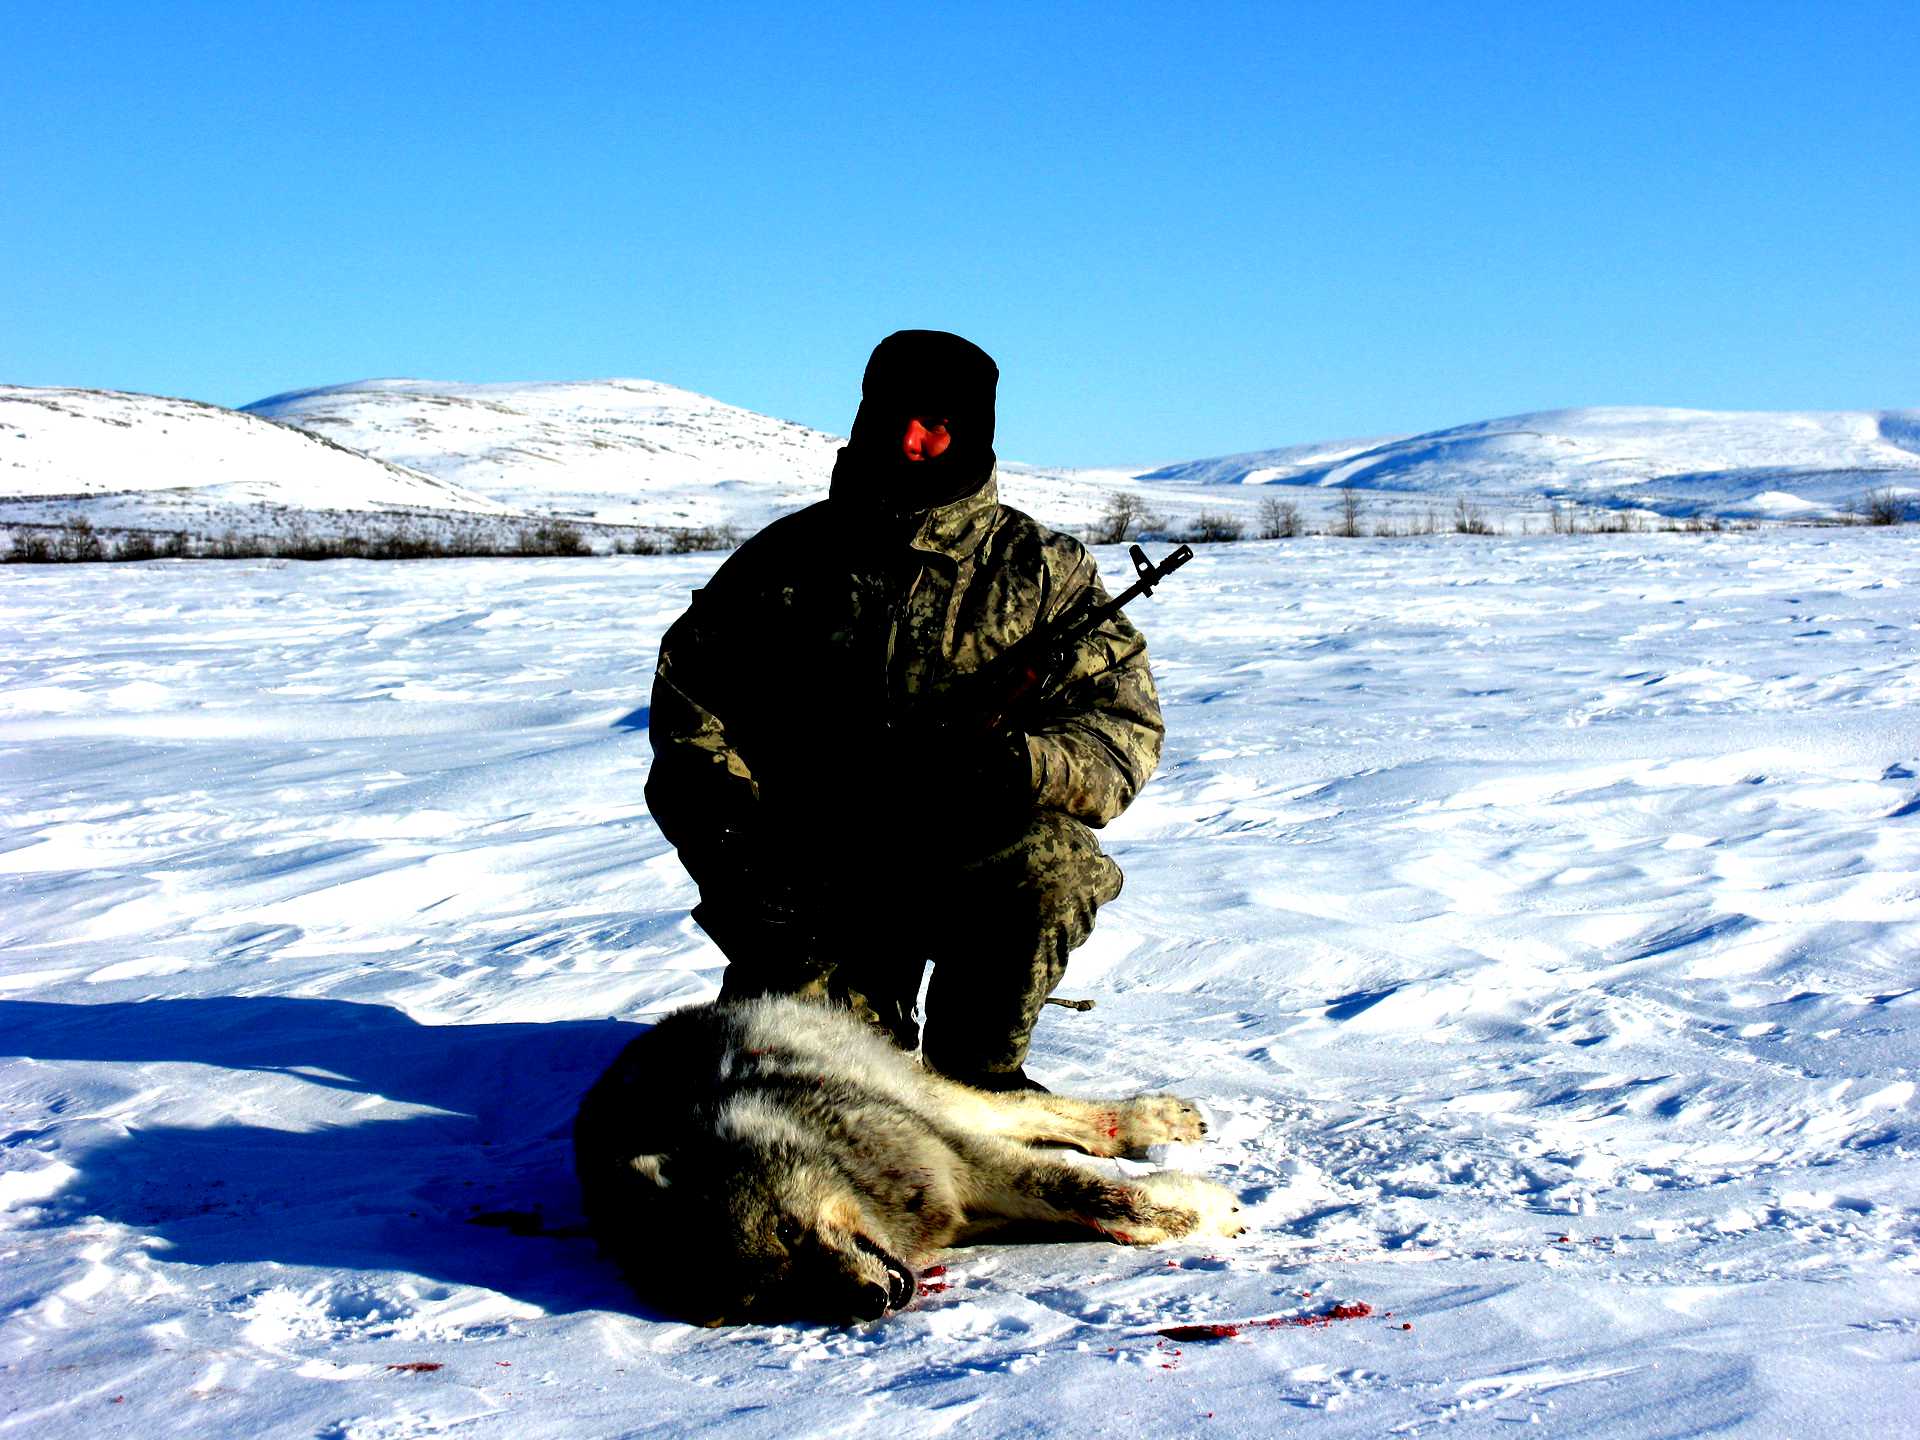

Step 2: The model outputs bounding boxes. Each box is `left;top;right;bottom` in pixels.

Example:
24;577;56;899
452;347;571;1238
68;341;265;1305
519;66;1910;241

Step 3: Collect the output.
1085;484;1910;546
1;517;742;564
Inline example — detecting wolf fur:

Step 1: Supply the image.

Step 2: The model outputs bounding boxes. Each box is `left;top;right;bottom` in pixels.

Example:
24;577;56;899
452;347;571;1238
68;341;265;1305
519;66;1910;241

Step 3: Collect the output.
574;995;1243;1326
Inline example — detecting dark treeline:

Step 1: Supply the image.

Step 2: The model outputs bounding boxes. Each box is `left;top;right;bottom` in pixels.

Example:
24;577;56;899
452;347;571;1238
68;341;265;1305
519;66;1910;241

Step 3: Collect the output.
2;517;741;563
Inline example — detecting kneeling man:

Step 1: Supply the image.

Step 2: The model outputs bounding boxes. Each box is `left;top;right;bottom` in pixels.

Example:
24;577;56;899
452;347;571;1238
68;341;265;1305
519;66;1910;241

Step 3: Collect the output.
644;330;1164;1090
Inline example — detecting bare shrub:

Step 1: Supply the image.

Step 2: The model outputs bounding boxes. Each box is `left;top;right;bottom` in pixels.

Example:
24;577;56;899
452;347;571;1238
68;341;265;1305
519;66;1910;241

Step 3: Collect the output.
367;526;442;559
1858;487;1909;525
1087;490;1160;545
212;528;273;559
516;520;591;556
1332;485;1365;538
56;518;106;562
1453;496;1493;534
114;531;159;562
1257;494;1300;539
668;524;738;554
1188;510;1245;543
5;532;53;563
1656;514;1725;534
1593;510;1649;534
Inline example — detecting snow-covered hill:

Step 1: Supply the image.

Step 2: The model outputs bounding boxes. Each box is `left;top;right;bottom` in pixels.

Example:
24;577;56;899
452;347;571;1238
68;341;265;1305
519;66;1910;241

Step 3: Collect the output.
0;385;508;521
237;377;1201;536
242;378;841;532
248;385;1919;532
0;385;541;554
7;381;1916;554
1143;405;1920;519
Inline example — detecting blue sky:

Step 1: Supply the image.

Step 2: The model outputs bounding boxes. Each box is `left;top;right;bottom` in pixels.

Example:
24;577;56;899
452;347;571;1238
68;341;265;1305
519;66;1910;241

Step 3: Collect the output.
6;2;1915;466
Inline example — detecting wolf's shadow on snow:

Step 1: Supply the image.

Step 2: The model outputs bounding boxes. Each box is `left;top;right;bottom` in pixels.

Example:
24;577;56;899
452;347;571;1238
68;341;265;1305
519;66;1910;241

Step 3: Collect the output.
0;996;664;1317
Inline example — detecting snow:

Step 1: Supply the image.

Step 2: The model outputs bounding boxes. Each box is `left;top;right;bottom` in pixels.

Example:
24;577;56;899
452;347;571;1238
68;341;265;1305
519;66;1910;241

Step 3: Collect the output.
0;386;506;513
251;383;1920;532
236;376;1250;538
1142;405;1920;520
14;381;1919;551
3;529;1917;1436
242;378;844;532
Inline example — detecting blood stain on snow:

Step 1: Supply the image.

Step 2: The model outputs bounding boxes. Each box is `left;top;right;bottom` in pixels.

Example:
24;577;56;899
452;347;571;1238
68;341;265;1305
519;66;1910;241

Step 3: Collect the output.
386;1362;444;1373
1158;1324;1241;1341
1156;1302;1375;1343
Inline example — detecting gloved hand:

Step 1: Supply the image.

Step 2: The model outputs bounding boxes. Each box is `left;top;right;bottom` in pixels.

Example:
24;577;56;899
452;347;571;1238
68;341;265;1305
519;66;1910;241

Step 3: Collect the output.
692;824;808;922
878;723;1036;853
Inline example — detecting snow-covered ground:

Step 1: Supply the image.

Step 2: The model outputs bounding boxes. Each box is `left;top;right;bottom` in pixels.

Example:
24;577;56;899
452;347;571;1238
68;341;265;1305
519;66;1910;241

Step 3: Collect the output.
2;530;1916;1437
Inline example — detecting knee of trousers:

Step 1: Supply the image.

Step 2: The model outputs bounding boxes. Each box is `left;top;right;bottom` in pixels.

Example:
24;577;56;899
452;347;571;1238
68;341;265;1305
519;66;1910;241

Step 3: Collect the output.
950;810;1124;940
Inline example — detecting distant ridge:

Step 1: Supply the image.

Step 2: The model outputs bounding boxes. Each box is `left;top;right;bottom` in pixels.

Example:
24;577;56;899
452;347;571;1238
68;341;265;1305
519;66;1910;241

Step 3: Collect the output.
0;385;503;511
6;380;1916;554
1139;406;1920;518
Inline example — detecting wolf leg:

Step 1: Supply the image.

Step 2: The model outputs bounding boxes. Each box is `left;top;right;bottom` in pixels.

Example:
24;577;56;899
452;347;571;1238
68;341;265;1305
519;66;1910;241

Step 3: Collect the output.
918;1074;1206;1157
958;1153;1243;1246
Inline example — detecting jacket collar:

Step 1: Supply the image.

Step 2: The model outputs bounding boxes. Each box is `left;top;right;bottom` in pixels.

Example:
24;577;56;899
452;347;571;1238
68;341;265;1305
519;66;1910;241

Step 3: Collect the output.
904;465;999;561
828;453;1001;563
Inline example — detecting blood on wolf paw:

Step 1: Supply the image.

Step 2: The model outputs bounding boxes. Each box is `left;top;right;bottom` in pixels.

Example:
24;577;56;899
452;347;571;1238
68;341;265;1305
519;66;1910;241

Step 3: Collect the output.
1119;1093;1208;1149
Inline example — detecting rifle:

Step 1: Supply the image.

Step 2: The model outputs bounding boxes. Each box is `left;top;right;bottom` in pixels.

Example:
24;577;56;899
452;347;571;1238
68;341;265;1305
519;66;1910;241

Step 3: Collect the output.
960;542;1194;733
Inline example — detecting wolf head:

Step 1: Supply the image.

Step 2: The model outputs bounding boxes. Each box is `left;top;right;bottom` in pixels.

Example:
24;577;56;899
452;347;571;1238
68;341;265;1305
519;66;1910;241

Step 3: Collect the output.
587;1134;917;1327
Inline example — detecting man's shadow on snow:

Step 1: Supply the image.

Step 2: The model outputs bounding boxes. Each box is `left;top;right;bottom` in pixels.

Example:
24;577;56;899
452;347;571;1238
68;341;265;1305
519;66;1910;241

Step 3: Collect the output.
0;995;676;1318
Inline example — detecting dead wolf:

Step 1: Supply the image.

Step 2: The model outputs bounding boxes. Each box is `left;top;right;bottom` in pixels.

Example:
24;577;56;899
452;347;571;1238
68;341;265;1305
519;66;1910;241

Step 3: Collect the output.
574;995;1243;1326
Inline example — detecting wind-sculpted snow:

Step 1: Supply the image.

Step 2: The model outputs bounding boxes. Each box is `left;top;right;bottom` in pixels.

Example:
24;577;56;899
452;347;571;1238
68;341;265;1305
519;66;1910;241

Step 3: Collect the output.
1;532;1916;1436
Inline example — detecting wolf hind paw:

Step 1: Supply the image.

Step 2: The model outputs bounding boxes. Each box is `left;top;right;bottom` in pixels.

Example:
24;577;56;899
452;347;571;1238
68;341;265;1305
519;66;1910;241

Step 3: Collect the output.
1132;1171;1246;1241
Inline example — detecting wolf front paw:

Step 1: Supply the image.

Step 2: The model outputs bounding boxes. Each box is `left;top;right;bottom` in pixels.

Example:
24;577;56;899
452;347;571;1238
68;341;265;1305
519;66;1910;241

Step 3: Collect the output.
1119;1093;1208;1150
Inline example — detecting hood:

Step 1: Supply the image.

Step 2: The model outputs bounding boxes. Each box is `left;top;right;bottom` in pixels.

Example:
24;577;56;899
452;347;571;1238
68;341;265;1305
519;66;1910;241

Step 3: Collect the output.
831;330;999;516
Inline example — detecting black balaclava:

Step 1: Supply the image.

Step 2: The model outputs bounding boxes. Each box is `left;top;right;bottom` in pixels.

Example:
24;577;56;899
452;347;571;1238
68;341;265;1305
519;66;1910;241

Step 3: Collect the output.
833;330;999;514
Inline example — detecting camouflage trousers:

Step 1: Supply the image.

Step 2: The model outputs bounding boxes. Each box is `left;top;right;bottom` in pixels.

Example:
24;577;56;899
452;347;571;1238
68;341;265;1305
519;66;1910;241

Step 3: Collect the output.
703;810;1124;1082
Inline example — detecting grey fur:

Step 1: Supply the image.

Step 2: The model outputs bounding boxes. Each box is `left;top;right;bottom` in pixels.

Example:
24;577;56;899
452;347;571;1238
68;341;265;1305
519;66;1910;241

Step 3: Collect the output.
574;996;1243;1326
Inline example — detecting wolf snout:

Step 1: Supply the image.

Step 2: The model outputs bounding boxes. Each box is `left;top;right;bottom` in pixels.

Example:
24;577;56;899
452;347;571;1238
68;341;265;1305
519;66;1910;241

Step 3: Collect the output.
851;1232;916;1312
884;1256;916;1311
844;1261;912;1322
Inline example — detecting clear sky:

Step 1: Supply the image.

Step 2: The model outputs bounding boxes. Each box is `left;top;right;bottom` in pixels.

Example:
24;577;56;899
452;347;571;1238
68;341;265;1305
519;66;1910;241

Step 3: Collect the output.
6;2;1916;466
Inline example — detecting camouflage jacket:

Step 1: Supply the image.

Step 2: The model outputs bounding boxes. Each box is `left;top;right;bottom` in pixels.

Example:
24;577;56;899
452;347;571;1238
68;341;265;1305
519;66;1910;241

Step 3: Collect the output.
644;469;1165;876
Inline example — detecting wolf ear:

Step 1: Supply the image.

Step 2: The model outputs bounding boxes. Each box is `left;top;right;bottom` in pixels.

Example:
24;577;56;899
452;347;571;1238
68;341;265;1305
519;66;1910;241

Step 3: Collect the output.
626;1153;670;1188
